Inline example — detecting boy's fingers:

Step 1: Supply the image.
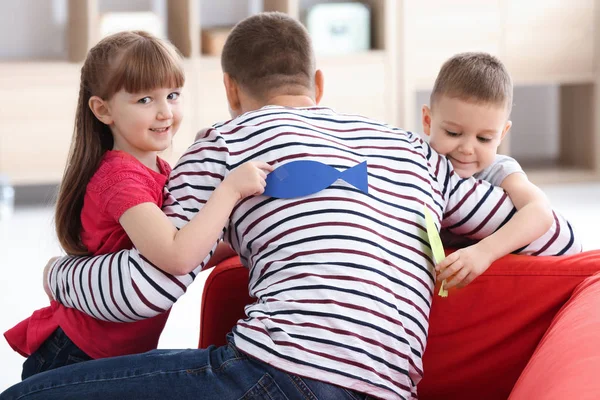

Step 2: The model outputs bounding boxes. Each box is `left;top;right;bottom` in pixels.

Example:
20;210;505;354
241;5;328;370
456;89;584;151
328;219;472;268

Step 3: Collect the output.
436;252;459;271
437;261;461;281
457;272;476;288
444;268;470;289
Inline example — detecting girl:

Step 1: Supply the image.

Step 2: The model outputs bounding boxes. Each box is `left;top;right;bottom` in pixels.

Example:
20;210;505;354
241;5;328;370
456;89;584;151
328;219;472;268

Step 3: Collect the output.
4;31;271;379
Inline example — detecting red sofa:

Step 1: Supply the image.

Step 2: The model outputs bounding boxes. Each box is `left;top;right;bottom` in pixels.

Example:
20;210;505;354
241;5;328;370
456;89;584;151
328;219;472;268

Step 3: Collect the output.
199;250;600;399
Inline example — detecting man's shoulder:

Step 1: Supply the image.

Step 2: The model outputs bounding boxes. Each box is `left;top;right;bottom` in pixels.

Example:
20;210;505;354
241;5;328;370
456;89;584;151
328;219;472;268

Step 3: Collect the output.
214;106;413;135
198;106;420;154
194;127;221;143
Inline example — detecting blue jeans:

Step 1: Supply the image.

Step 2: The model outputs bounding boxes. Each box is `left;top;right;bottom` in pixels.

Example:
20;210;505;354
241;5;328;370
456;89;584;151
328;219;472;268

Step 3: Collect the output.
21;328;92;380
1;335;373;400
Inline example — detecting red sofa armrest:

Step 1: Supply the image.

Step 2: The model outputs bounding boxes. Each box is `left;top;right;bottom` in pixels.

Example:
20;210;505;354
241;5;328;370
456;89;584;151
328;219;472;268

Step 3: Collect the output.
204;241;237;270
419;250;600;400
199;251;600;399
199;256;252;348
509;271;600;399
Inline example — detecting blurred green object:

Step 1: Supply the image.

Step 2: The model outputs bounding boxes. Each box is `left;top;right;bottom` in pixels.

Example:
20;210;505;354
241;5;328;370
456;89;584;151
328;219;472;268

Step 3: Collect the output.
424;207;448;297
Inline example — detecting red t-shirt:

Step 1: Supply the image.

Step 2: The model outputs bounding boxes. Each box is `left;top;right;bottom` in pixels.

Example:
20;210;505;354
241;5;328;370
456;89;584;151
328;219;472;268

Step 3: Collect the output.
5;151;173;359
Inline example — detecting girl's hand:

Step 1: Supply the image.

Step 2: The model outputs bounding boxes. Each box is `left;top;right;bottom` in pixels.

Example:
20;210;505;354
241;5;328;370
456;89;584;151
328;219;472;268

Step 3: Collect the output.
43;257;60;302
435;244;494;289
223;161;273;200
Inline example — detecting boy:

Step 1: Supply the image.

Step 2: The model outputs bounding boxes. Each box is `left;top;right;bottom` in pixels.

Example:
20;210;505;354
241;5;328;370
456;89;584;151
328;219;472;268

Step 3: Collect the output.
3;15;580;400
423;52;581;290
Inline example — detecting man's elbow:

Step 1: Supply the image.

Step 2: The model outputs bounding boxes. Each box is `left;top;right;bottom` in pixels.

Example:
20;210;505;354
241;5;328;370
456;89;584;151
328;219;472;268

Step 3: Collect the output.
535;201;554;232
140;252;196;276
166;256;200;276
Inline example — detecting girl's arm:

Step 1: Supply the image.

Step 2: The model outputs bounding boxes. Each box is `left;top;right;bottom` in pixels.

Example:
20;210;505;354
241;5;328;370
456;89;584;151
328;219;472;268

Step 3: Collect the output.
119;161;272;276
438;173;553;288
46;131;241;322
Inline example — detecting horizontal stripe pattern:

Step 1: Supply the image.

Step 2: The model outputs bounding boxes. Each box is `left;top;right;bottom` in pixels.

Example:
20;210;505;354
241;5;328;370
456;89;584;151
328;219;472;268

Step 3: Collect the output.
467;155;581;255
49;106;572;399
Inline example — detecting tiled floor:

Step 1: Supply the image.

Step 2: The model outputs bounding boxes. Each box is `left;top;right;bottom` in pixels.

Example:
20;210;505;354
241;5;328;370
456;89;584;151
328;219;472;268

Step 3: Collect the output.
0;182;598;391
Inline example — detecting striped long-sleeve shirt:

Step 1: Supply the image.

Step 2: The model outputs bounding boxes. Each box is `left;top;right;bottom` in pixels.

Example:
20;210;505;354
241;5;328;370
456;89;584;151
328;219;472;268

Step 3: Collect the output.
472;154;581;255
48;106;579;399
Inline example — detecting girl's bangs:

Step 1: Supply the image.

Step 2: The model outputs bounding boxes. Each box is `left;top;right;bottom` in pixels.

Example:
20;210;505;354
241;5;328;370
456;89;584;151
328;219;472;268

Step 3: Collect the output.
109;38;185;95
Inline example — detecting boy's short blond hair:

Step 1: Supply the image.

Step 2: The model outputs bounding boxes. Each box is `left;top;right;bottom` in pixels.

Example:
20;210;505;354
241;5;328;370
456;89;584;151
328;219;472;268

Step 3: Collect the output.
221;12;315;101
431;52;513;115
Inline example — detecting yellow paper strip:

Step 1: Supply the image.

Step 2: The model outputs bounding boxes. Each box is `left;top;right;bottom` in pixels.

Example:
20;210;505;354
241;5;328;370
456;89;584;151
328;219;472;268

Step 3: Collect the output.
423;207;448;297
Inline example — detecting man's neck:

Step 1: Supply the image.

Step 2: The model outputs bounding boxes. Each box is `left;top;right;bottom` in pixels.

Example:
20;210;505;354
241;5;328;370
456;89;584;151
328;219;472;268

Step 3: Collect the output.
236;93;318;117
262;94;317;109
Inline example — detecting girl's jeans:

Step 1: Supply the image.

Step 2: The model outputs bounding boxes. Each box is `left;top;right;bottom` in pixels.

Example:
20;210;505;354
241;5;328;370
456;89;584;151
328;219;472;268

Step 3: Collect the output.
21;328;92;380
1;334;374;400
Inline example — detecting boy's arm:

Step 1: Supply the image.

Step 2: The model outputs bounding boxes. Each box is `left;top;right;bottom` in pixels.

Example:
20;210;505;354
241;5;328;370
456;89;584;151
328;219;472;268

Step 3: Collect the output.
475;173;553;261
437;173;553;287
426;144;517;240
431;156;517;288
441;152;581;255
46;129;230;322
437;163;581;289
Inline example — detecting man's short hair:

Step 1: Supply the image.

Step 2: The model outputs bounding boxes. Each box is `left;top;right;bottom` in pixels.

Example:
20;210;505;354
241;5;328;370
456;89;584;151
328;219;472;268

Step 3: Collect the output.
431;52;513;115
221;12;315;100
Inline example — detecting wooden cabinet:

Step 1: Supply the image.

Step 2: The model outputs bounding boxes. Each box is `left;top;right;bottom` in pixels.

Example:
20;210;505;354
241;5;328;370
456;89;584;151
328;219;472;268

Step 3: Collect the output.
396;0;600;183
0;0;598;185
0;63;79;184
319;52;389;122
504;0;594;83
0;0;397;184
404;0;503;86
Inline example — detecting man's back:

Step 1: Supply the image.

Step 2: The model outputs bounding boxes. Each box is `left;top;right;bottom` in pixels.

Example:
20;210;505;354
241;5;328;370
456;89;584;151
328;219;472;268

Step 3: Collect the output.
169;105;494;398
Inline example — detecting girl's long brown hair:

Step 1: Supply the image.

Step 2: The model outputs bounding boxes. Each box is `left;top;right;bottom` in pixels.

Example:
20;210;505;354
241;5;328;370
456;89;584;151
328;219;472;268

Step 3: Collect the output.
55;31;185;255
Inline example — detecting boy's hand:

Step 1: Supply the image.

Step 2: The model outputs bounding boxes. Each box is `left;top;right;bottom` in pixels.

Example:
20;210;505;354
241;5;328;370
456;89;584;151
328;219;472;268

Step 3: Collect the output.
43;257;59;302
223;161;273;200
435;245;494;289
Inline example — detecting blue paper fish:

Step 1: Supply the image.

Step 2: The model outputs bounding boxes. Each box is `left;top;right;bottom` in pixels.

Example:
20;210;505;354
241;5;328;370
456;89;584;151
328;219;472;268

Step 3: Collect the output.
264;160;368;199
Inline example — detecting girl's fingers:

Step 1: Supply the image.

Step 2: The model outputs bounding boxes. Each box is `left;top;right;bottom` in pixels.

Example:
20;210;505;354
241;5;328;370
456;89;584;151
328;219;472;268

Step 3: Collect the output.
256;161;274;171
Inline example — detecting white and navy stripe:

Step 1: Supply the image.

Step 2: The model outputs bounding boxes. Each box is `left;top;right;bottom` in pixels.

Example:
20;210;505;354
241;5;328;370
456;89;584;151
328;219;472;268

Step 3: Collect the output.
49;106;580;400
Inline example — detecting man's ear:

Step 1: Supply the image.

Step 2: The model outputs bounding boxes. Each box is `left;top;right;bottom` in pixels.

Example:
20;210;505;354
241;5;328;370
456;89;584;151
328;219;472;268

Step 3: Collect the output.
422;105;432;136
501;120;512;140
314;69;324;104
223;73;242;116
88;96;113;125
